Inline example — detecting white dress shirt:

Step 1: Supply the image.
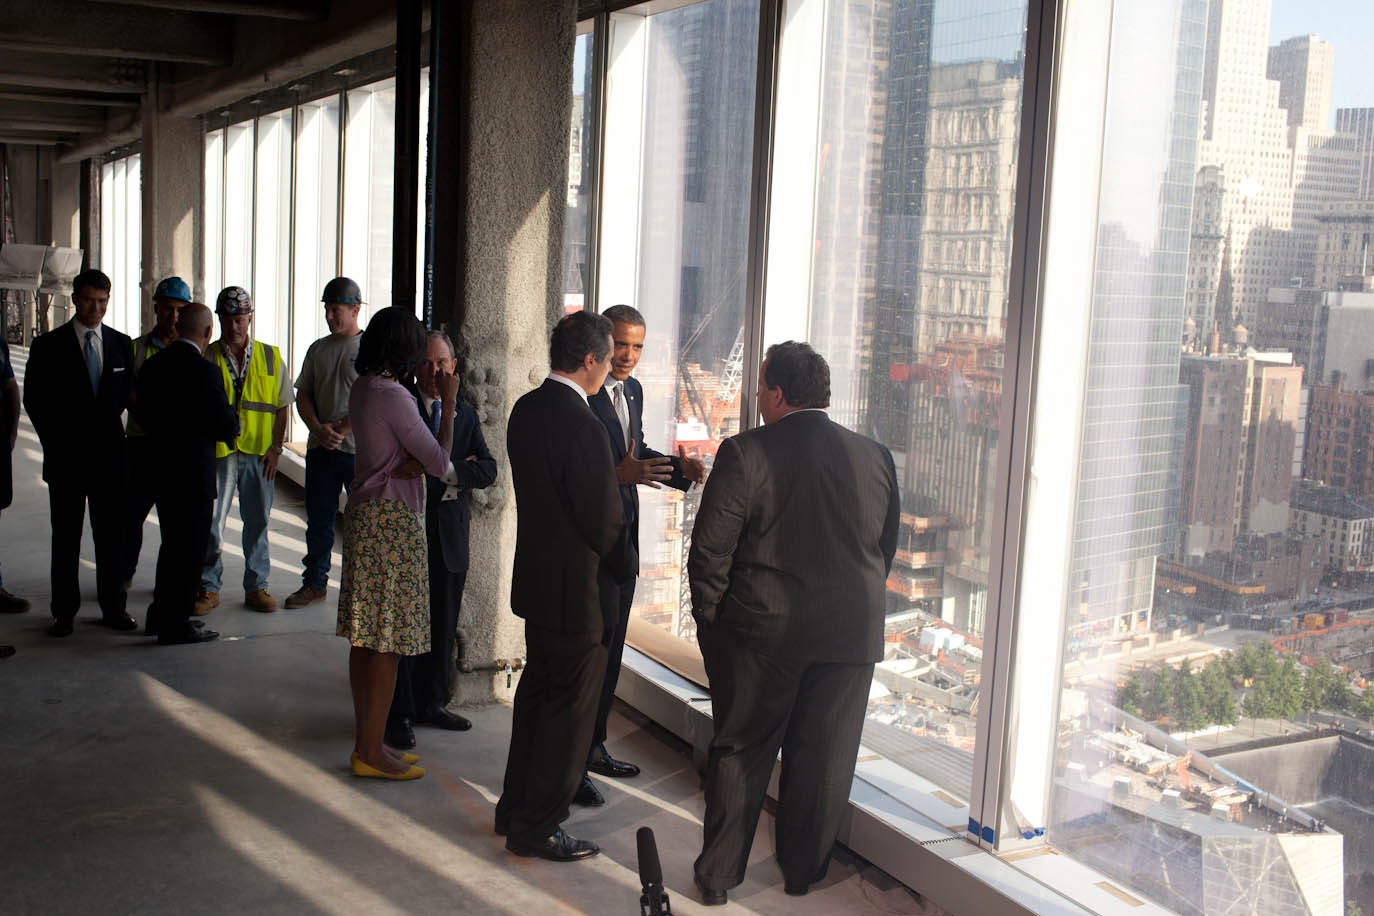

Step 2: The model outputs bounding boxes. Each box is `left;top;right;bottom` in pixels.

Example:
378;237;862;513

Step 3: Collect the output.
546;371;590;405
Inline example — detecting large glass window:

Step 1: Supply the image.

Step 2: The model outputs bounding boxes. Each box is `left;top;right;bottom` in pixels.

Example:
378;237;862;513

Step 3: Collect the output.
599;0;760;643
99;154;141;337
563;27;595;313
254;108;293;356
204;129;223;300
765;0;1028;812
342;77;397;322
222;120;254;296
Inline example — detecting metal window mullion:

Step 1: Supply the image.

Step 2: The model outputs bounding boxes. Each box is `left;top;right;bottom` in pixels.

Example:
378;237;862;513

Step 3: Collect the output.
586;11;610;313
336;89;346;277
287;103;298;379
739;0;783;432
249;115;259;335
967;0;1063;851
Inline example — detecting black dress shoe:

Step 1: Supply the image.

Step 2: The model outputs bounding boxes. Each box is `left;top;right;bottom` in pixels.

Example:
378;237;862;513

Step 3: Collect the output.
587;743;640;778
48;619;74;638
784;882;809;896
573;774;605;807
419;704;472;731
695;876;727;906
0;645;15;659
505;827;599;862
98;612;139;632
146;617;204;637
385;718;416;749
156;624;220;645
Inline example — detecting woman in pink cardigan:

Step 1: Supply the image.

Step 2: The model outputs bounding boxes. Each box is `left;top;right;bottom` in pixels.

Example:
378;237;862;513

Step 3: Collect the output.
337;307;459;779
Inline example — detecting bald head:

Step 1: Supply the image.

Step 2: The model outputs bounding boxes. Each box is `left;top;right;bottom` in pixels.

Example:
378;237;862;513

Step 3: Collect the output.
176;302;215;351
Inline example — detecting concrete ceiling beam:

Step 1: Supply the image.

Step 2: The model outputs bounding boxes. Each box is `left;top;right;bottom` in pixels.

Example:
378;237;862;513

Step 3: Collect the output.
0;72;143;94
0;136;63;146
0;90;141;108
56;111;142;164
83;0;327;21
1;118;106;134
0;36;229;68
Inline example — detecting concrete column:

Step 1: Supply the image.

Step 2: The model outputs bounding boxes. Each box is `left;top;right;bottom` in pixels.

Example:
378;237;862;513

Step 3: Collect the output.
455;0;576;704
140;72;204;334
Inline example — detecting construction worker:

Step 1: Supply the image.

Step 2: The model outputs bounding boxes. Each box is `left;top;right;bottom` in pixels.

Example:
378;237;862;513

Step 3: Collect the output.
122;276;191;589
285;277;364;609
195;286;294;615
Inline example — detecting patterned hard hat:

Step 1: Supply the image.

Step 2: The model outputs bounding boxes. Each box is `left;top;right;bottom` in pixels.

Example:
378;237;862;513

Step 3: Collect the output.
215;286;253;315
321;276;363;306
153;276;192;303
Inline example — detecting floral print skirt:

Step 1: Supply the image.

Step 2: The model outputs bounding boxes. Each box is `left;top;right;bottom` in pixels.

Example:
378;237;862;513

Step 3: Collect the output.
336;498;431;655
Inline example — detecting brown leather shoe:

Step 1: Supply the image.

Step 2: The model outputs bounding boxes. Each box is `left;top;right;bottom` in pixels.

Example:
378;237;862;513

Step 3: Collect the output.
192;591;219;616
284;586;327;609
245;589;278;613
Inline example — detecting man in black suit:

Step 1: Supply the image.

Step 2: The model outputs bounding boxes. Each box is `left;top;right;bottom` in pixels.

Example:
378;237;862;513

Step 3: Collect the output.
134;303;239;645
577;304;705;805
688;341;900;905
386;329;498;747
22;269;137;637
495;311;622;863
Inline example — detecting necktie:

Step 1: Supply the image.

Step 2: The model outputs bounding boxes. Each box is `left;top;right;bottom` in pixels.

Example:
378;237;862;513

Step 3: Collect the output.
429;399;442;437
612;382;630;450
84;329;100;394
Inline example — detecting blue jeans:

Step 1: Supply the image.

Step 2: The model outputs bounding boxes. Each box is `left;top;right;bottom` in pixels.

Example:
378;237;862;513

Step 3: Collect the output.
201;450;275;593
302;447;354;590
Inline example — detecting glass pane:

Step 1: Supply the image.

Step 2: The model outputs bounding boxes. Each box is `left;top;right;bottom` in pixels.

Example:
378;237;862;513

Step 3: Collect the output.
254;109;293;359
291;95;341;444
223;120;255;298
601;0;760;642
764;0;1028;812
1038;0;1374;912
123;155;141;339
563;30;595;313
342;77;397;323
99;160;116;325
204;129;224;302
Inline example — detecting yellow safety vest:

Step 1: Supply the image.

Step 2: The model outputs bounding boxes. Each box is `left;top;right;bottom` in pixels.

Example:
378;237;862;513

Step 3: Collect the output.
207;339;281;459
125;333;166;438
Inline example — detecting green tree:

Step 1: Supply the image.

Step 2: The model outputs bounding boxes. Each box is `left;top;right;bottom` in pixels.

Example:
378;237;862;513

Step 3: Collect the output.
1174;659;1208;731
1356;690;1374;723
1117;672;1145;716
1275;657;1305;719
1144;665;1175;720
1200;658;1238;726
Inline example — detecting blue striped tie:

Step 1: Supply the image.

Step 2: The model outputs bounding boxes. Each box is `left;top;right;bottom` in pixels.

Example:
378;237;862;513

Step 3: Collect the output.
84;330;100;394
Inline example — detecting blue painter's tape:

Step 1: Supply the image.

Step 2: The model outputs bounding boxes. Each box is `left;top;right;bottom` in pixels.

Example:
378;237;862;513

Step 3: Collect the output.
982;824;996;843
968;817;980;836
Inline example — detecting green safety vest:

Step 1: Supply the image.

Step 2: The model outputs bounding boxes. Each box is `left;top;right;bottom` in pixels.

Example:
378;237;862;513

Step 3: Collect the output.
207;339;281;459
125;333;166;438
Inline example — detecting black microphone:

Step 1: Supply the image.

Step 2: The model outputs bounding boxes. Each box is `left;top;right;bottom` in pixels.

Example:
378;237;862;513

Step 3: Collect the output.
637;826;672;916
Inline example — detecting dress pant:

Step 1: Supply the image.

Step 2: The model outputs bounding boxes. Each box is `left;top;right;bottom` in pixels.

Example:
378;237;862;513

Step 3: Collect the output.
122;436;157;581
201;450;275;593
495;623;608;845
391;555;466;721
147;492;214;631
590;576;636;749
48;478;127;622
693;627;874;892
301;447;354;590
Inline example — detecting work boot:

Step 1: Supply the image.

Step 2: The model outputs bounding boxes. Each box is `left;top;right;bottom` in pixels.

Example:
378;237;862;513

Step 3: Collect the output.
284;586;327;609
245;589;278;613
192;591;219;616
0;588;31;613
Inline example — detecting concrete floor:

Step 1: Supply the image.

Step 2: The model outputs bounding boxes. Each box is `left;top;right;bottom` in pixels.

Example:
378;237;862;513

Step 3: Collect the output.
0;349;946;916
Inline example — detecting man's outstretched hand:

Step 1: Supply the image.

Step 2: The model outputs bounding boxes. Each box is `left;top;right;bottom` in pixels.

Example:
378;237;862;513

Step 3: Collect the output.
616;439;673;488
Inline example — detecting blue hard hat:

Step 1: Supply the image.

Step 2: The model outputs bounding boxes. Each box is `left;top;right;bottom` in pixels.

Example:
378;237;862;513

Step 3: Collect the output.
322;276;363;306
153;276;192;303
215;286;253;316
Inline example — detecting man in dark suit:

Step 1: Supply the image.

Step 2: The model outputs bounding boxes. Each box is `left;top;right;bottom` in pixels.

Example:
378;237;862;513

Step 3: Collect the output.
495;311;622;863
134;303;239;645
386;329;498;747
688;341;900;906
577;304;705;804
22;268;137;637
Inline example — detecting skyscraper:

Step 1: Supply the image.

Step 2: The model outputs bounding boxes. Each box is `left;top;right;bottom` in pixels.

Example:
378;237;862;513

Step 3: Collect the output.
1335;107;1374;199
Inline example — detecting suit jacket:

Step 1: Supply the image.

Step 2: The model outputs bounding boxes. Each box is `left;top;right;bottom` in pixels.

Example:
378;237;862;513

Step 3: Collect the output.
507;378;622;634
589;374;690;580
408;387;498;573
23;320;134;484
688;410;900;664
133;341;239;499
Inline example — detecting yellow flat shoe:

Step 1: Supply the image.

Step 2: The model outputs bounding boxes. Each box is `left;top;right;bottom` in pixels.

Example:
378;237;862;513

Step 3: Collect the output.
399;752;419;764
350;752;425;780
